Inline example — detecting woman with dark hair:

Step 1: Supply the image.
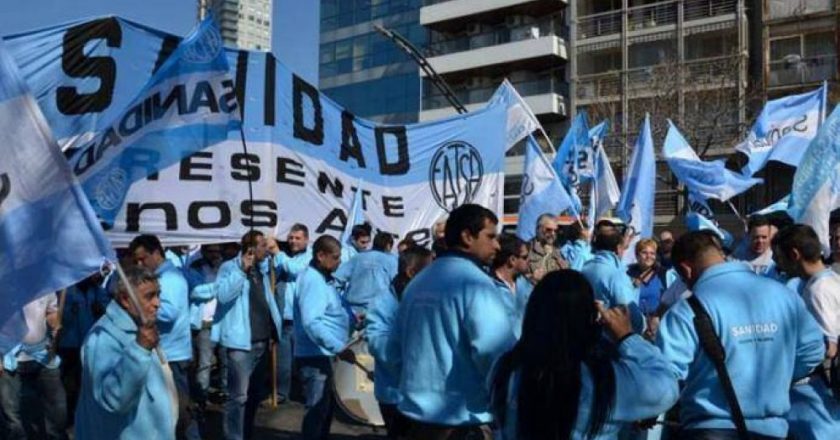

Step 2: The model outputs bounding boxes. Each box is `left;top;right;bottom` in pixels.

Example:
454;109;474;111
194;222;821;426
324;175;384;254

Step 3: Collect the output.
491;270;678;439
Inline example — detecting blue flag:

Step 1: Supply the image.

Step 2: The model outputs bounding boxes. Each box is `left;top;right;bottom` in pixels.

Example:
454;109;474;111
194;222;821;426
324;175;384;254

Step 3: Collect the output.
664;120;761;201
752;194;791;216
737;83;827;176
553;112;591;187
66;17;241;224
0;40;114;351
517;135;577;241
489;79;541;150
617;114;655;239
788;105;840;255
588;120;619;228
340;179;366;246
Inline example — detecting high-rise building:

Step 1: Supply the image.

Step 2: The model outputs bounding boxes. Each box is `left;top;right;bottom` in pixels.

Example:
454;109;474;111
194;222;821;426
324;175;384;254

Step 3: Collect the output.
418;0;571;217
199;0;273;51
319;0;427;124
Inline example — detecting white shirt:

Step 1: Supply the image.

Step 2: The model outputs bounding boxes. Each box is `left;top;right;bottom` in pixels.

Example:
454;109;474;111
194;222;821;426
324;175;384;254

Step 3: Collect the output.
18;294;58;361
803;268;840;341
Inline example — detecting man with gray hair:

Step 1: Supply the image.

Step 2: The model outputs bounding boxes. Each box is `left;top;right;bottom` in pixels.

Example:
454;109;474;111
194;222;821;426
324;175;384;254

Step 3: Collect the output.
75;266;176;439
526;213;568;283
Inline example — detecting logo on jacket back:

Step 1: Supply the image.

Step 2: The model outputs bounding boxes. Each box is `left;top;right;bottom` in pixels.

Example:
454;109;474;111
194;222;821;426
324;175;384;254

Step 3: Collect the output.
429;141;483;212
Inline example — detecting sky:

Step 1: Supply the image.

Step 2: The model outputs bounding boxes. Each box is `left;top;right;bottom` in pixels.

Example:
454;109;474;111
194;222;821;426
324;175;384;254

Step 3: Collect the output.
0;0;319;83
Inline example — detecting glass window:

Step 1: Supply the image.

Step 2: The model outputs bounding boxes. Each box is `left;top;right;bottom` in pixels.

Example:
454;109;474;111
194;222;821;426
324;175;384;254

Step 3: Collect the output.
320;43;335;63
353;34;370;58
770;36;801;60
805;32;835;57
337;58;353;74
335;39;352;59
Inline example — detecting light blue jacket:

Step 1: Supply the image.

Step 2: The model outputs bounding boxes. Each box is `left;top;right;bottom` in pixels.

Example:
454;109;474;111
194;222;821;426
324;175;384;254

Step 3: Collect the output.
211;255;284;351
560;239;594;271
184;261;218;330
365;288;400;405
394;251;516;425
495;276;534;340
74;302;175;440
59;284;108;349
294;264;350;357
334;250;398;310
155;260;192;362
273;248;311;320
656;262;825;438
581;251;645;333
496;335;679;439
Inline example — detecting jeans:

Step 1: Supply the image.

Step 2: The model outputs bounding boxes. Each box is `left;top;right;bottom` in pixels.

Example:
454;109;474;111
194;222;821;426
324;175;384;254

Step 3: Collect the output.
298;356;335;440
0;361;68;440
224;340;270;440
276;320;294;399
193;327;214;403
170;360;200;440
681;429;783;440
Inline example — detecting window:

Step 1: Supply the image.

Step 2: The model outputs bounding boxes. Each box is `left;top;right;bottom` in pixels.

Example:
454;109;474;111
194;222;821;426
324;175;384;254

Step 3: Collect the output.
770;36;800;61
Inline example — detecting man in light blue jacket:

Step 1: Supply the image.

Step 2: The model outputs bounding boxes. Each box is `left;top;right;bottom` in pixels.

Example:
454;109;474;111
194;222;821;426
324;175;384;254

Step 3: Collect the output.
366;245;434;438
491;233;534;339
75;266;175;440
657;231;825;439
294;235;353;440
772;225;840;440
130;234;197;440
581;220;645;334
394;204;513;439
213;230;284;440
560;220;594;271
267;223;311;403
335;232;398;314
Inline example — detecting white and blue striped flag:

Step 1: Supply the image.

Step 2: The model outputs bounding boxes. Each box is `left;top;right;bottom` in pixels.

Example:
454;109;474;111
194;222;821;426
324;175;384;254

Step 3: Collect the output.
65;17;241;224
517;135;577;241
788;105;840;255
0;40;114;351
737;83;827;176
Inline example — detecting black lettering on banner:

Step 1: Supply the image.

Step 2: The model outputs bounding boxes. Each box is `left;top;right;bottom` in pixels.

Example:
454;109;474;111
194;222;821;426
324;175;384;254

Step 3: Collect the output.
153;35;181;74
219;79;238;114
375;126;409;175
188;201;230;229
57;17;122;114
188;81;220;113
180;151;213;181
235;50;249;118
351;187;371;210
404;228;431;248
231;153;261;181
292;75;324;145
793;114;809;132
264;52;276;126
317;172;344;197
383;196;404;218
126;202;177;232
0;173;10;209
315;208;346;234
277;157;305;186
242;200;277;227
340;111;366;168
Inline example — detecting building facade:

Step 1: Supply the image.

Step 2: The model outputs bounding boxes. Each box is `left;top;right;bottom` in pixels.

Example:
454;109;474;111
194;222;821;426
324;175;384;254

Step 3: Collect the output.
199;0;273;51
418;0;571;217
319;0;427;124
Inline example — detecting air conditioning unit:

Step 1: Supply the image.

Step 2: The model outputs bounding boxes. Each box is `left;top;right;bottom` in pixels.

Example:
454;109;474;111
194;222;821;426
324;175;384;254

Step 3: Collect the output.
466;23;483;35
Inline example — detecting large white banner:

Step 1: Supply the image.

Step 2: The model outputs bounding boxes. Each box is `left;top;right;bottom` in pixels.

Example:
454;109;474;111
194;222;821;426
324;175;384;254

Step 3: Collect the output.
5;17;507;247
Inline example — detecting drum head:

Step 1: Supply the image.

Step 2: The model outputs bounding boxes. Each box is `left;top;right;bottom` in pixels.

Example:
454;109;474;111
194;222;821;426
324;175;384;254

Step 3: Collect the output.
332;335;385;426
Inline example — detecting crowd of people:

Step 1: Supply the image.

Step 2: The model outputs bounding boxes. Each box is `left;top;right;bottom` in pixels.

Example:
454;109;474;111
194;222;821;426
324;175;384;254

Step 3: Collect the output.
1;204;839;440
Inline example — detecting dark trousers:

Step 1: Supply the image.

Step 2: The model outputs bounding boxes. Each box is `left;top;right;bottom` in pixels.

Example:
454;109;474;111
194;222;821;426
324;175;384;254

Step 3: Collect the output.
57;347;81;425
224;340;271;440
681;429;783;440
378;403;409;439
298;356;335;440
170;360;200;440
0;361;68;440
403;418;493;440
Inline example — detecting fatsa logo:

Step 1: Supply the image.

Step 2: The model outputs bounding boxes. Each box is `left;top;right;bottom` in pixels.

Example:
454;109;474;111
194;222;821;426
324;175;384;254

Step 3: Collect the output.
429;141;484;212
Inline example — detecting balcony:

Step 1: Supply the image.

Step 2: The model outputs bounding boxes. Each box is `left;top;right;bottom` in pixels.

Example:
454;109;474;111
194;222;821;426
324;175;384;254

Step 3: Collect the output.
424;17;567;76
577;0;737;43
420;86;567;121
420;0;566;27
768;55;837;88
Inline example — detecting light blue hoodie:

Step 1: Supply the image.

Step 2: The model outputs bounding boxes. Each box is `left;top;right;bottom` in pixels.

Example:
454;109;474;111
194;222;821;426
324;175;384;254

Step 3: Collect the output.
211;255;284;351
75;302;175;440
294;263;350;357
560;239;594;271
273;248;311;320
59;283;108;349
365;288;400;405
656;261;825;438
495;335;679;439
155;260;192;362
581;251;645;333
334;250;398;310
394;251;515;426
